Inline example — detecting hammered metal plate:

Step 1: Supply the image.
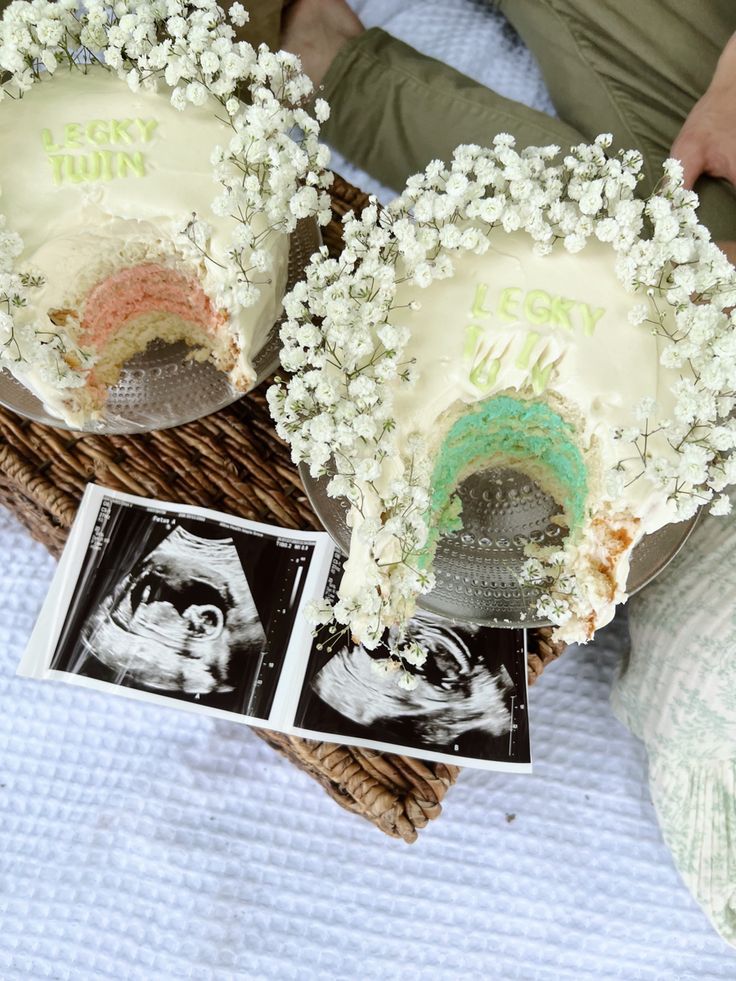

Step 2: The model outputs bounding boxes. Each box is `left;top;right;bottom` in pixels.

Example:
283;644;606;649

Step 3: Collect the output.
300;463;699;628
0;218;321;434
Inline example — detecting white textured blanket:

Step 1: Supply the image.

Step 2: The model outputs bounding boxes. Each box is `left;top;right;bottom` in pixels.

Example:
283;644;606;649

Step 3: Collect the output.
1;0;735;976
2;507;733;977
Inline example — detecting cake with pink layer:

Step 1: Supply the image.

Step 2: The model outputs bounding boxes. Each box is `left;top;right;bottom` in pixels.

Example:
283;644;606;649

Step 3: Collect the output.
0;66;291;427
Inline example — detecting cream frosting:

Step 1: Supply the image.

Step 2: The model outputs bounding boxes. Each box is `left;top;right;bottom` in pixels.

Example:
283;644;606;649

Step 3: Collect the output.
338;228;685;641
0;67;289;423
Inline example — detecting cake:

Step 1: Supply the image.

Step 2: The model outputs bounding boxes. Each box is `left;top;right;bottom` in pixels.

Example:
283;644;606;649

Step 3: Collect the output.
269;136;736;660
0;0;331;428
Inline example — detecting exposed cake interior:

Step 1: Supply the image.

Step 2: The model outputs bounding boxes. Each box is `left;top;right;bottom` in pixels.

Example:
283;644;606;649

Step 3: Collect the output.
46;259;232;391
80;263;222;346
424;395;587;560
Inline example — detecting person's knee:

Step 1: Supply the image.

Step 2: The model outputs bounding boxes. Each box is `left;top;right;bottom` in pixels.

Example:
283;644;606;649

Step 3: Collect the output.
231;0;286;50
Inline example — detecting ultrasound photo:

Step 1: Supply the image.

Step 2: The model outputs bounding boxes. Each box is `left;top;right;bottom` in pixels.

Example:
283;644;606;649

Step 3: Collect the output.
48;495;315;719
21;485;533;771
292;556;530;767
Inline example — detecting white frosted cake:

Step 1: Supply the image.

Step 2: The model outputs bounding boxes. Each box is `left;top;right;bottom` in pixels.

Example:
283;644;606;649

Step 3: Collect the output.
270;136;736;662
0;1;330;428
336;228;684;640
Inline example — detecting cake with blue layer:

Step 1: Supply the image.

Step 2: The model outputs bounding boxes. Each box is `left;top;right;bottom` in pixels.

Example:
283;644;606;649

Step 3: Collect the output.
334;225;685;643
270;138;736;656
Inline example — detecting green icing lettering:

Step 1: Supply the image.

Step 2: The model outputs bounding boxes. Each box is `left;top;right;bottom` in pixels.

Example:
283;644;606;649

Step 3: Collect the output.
134;118;158;142
515;331;541;370
522;289;550;326
43;118;158;155
471;283;492;319
472;283;605;335
47;154;65;186
498;287;521;322
547;295;575;330
117;150;146;178
63;153;101;183
97;150;115;181
464;323;484;359
531;360;555;394
469;357;500;391
109;119;134;144
86;120;110;145
46;149;144;185
580;304;605;336
43;118;157;186
63;122;84;149
41;129;62;154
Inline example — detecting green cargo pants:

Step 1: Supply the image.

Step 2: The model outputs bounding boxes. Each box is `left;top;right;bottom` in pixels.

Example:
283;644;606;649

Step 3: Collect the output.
267;0;736;240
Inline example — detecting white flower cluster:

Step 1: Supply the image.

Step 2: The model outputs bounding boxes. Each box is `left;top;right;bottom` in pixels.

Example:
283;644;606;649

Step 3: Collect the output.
306;593;429;691
0;215;93;387
269;133;736;649
0;0;331;387
518;553;581;626
611;174;736;523
0;274;94;388
268;196;439;667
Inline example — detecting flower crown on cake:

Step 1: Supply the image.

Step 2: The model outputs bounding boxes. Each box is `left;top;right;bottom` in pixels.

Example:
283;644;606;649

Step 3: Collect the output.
268;134;736;683
0;0;332;390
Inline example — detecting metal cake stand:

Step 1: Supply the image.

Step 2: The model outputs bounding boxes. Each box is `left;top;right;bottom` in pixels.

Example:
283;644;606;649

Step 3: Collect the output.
300;463;699;628
0;218;321;435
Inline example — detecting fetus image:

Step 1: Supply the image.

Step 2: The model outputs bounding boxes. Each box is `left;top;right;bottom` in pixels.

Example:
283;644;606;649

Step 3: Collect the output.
81;525;266;695
309;610;516;751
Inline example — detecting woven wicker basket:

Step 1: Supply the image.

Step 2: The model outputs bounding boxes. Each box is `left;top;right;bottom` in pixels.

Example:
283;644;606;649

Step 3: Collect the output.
0;174;565;842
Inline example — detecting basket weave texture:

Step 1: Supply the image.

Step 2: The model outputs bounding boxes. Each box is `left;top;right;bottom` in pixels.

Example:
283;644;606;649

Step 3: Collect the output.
0;174;565;842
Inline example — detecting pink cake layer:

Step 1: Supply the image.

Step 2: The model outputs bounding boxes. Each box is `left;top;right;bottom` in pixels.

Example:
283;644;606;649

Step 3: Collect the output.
81;263;223;346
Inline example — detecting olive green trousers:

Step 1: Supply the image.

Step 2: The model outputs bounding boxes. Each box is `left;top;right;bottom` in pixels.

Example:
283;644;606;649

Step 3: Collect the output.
7;0;731;235
297;0;735;240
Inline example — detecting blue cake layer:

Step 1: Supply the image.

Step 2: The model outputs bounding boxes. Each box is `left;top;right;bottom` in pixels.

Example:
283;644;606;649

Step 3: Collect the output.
424;395;588;557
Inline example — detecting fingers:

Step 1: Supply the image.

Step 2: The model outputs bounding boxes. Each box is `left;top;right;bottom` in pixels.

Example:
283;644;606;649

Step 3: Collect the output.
708;148;736;188
670;130;706;190
715;240;736;265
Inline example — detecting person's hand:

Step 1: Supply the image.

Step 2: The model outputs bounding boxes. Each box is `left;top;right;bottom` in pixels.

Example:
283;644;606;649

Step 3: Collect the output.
671;32;736;191
281;0;363;87
717;240;736;265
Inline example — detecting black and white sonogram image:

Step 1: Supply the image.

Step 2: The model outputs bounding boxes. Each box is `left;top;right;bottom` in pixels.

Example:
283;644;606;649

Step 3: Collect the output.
50;498;314;718
294;558;530;764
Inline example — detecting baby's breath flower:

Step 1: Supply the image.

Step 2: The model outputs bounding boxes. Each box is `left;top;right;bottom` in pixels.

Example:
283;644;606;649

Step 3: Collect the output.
370;658;400;678
710;494;732;516
228;2;248;28
398;671;419;692
304;599;335;626
634;396;657;423
628;303;649;326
